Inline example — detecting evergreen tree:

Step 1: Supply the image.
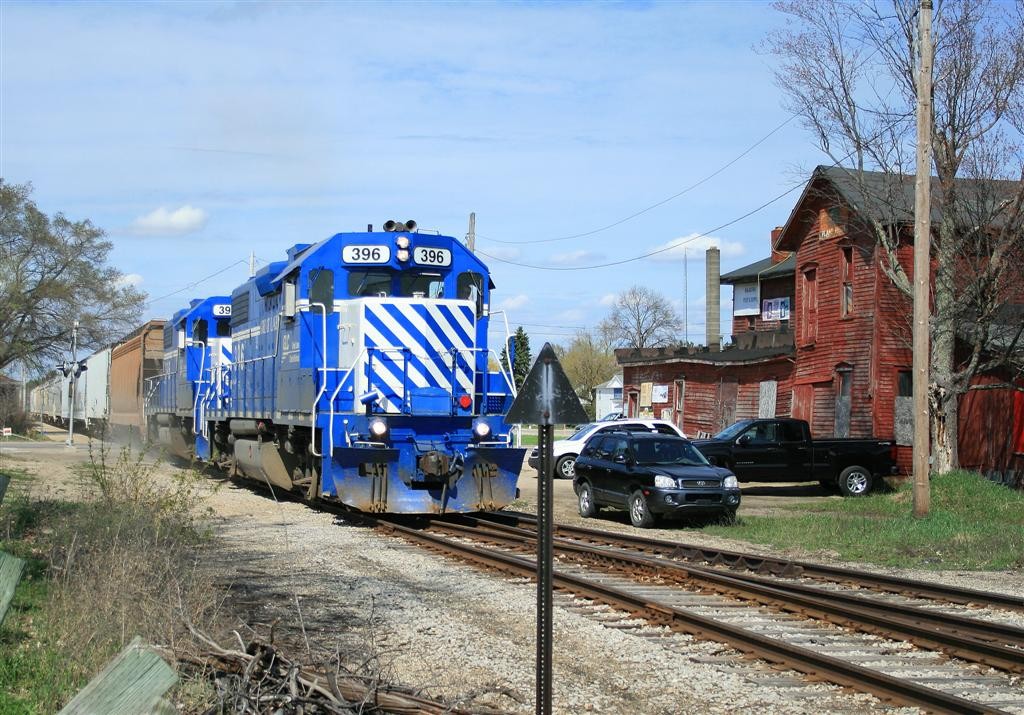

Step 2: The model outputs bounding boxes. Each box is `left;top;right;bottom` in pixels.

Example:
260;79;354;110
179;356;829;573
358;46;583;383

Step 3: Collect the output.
499;326;532;389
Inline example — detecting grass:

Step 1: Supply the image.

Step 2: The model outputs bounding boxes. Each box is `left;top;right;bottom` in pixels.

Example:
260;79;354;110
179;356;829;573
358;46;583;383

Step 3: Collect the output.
0;445;220;713
704;471;1024;570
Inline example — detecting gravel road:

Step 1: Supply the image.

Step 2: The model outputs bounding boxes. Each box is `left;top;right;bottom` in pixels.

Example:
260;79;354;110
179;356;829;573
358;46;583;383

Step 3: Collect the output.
5;435;1020;713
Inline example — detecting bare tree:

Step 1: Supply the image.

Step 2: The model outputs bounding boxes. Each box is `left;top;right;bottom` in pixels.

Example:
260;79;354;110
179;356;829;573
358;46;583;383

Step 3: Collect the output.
0;180;146;373
766;0;1024;471
598;285;683;349
560;330;618;420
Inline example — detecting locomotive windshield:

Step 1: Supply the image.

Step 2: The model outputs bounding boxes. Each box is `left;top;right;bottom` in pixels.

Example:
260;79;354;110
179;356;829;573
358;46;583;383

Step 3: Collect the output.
348;270;391;297
400;272;444;299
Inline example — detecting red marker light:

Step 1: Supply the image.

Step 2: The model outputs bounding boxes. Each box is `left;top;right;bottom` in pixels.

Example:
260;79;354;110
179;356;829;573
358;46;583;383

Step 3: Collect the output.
458;394;472;409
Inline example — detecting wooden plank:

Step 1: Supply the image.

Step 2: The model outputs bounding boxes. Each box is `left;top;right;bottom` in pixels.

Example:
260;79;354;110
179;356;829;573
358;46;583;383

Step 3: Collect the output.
58;636;178;715
0;550;26;626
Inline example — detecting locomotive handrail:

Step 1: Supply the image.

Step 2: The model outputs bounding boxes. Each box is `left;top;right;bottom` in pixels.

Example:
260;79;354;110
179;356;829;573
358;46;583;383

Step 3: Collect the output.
312;348;367;458
190;340;207;435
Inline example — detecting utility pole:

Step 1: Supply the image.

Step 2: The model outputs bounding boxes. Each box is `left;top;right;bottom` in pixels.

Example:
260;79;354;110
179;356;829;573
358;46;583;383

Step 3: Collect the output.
467;212;476;252
912;0;933;518
66;320;79;447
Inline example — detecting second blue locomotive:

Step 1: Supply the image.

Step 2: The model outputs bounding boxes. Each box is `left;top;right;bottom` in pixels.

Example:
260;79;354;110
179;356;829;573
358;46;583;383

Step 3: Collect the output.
146;221;525;513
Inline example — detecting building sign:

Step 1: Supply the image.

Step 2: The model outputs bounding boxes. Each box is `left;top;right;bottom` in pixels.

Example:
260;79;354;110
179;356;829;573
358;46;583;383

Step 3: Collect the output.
652;385;668;403
762;297;790;321
734;283;759;316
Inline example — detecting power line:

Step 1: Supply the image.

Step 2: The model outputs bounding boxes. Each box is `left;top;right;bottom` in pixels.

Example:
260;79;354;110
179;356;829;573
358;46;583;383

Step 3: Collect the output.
477;180;805;271
477;114;798;246
144;260;247;308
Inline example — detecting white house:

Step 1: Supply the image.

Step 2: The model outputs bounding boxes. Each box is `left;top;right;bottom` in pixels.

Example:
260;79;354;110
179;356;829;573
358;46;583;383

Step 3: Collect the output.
594;374;623;420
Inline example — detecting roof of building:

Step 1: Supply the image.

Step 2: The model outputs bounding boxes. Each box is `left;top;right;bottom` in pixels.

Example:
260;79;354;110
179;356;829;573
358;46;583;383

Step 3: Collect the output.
615;345;794;367
596;374;623;390
776;165;1023;251
720;254;796;284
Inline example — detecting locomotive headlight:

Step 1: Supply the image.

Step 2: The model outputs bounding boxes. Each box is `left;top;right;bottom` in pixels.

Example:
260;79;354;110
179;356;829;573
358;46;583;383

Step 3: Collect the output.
472;420;491;441
368;418;389;440
395;235;410;249
396;248;410;262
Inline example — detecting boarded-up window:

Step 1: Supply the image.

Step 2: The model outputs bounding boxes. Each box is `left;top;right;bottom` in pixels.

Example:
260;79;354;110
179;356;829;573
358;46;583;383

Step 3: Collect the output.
758;380;777;418
841;247;854;317
835;367;852;438
802;268;818;343
717;379;738;431
792;384;813;422
674;379;685;431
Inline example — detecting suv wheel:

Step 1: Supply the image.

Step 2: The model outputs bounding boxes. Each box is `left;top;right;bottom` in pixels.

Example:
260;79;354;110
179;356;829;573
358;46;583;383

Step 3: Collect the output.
555;455;577;479
577;482;598;518
838;465;873;497
628;490;657;528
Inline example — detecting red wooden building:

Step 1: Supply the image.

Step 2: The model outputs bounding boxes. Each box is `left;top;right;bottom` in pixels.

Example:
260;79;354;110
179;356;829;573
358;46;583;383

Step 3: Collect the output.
618;166;1024;483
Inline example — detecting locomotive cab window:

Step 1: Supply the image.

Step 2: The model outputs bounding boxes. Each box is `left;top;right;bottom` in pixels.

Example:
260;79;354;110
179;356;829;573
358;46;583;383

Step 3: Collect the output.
216;318;230;337
192;318;208;345
348;270;392;297
309;268;334;313
400;272;444;299
457;272;485;317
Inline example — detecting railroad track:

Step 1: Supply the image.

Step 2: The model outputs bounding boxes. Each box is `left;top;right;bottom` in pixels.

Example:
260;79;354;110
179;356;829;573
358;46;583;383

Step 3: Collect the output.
363;511;1024;715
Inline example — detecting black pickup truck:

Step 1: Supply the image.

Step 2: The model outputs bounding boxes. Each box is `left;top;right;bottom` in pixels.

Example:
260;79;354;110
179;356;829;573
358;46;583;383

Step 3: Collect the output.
691;418;898;496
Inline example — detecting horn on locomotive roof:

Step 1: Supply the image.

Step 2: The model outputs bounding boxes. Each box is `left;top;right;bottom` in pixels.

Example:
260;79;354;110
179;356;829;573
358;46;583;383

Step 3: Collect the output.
383;220;398;232
405;219;417;232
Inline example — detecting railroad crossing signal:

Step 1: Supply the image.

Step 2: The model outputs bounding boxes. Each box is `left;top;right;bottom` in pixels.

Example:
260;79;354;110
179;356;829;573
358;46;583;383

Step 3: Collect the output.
504;343;587;715
57;361;87;378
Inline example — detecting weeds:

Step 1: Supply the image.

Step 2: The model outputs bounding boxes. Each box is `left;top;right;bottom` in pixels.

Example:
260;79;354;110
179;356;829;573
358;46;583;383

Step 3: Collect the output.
0;443;222;713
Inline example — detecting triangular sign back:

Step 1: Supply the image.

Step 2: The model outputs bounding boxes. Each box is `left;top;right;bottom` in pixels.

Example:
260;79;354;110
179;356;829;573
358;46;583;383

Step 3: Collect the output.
504;343;588;426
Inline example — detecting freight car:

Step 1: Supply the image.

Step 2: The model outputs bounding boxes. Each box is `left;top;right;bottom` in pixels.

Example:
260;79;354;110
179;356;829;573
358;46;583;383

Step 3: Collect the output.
108;320;165;441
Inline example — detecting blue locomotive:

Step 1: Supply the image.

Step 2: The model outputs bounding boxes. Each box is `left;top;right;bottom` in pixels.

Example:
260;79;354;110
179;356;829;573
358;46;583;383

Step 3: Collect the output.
147;296;233;460
155;221;526;513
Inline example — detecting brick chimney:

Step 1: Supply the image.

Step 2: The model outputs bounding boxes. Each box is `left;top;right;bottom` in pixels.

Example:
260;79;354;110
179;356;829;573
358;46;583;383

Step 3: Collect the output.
770;226;789;265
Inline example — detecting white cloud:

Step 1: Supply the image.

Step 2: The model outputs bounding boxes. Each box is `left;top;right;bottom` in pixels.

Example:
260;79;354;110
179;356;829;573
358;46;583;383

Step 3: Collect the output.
549;249;604;266
650;233;746;262
117;273;144;287
498;293;529;311
598;293;618;307
131;205;208;236
481;246;521;261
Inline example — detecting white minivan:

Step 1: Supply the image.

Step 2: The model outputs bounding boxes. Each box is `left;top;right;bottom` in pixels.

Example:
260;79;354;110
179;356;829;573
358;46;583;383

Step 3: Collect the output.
528;419;687;479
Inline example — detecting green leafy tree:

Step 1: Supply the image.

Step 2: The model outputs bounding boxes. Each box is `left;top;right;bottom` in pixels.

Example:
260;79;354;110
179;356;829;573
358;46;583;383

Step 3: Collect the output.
560;330;618;420
499;326;532;389
0;181;146;372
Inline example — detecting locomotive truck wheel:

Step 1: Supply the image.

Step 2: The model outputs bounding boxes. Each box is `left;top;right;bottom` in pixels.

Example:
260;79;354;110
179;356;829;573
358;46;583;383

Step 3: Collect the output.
838;465;873;497
555;455;577;479
577;482;598;518
629;490;658;528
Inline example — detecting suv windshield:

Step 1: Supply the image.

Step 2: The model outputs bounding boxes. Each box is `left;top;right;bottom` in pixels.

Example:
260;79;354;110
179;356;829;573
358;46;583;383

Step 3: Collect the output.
566;424;596;441
634;439;709;466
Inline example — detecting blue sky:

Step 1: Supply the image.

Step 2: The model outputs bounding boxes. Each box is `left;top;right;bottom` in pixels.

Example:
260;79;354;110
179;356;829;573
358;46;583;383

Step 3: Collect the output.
1;0;826;349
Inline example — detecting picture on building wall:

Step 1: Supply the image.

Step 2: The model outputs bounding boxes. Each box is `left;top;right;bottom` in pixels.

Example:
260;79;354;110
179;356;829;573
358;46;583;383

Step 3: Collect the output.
652;384;669;403
734;283;759;316
640;382;653;408
762;297;790;321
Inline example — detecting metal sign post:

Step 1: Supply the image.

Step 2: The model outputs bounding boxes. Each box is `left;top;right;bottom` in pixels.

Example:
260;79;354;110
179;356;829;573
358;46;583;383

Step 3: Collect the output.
504;343;587;715
66;320;79;447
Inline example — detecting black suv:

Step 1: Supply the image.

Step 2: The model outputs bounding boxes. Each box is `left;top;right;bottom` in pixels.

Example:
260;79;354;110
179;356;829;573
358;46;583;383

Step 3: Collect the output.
572;431;741;528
